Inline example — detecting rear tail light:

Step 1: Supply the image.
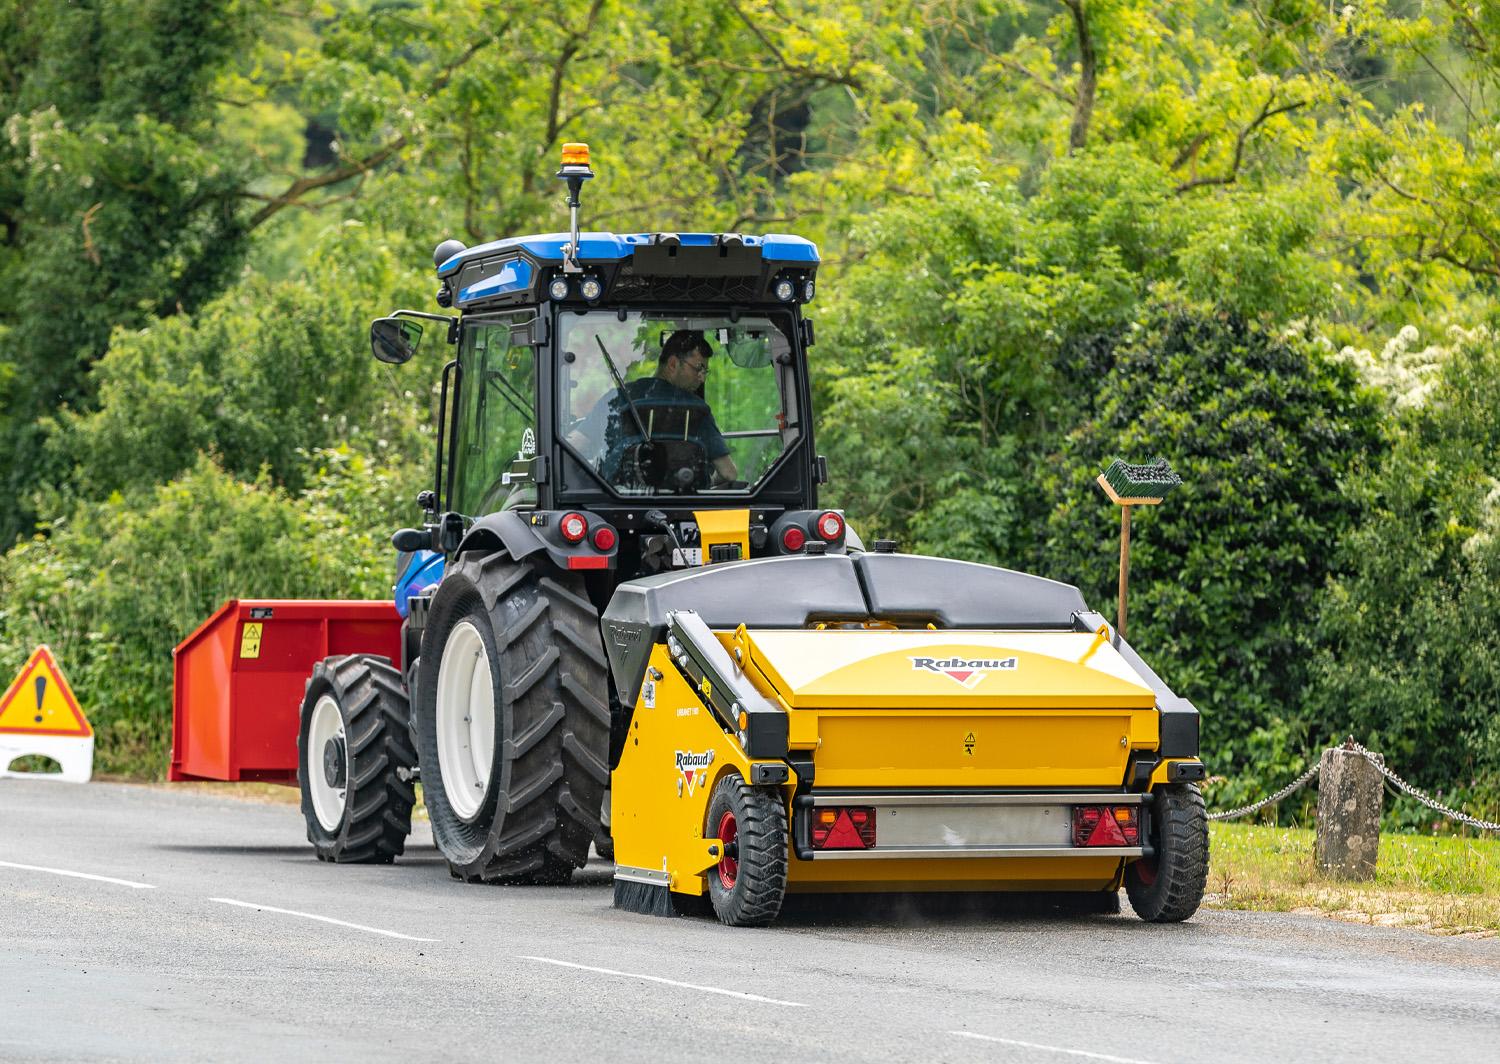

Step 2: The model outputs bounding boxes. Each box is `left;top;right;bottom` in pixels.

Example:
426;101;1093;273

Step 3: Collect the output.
781;526;806;552
592;525;616;551
810;806;876;850
814;510;844;541
1071;805;1140;847
559;512;589;543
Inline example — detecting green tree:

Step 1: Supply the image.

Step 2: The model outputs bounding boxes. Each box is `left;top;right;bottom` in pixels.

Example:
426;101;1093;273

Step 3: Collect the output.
817;146;1336;555
1312;324;1500;789
51;232;431;501
1;0;254;541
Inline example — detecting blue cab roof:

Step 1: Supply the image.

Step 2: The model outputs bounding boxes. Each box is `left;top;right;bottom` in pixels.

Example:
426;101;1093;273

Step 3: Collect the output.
436;231;819;278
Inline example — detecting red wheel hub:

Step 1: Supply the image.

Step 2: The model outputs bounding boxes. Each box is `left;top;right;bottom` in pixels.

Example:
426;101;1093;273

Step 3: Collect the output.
716;810;739;890
1134;857;1158;886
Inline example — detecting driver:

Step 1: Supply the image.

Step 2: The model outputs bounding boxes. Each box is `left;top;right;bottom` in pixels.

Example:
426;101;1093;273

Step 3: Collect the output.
596;330;737;485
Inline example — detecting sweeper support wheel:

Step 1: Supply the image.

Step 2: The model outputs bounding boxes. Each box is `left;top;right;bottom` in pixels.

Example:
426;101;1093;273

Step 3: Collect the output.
705;773;788;927
1125;782;1208;922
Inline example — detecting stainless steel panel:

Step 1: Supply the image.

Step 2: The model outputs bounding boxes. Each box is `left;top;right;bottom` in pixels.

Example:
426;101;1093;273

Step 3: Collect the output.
878;802;1071;848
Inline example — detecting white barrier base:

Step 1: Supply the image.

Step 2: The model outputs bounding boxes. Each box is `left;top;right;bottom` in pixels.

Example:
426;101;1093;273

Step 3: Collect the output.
0;733;94;783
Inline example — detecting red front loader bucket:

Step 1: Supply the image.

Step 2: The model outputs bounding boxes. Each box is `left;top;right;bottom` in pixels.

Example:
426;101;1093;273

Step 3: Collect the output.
170;600;402;784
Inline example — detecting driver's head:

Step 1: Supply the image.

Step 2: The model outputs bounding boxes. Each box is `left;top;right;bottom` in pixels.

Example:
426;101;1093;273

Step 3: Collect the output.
658;330;711;390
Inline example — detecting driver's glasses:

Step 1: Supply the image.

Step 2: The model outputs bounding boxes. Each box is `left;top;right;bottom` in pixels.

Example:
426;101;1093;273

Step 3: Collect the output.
682;357;709;377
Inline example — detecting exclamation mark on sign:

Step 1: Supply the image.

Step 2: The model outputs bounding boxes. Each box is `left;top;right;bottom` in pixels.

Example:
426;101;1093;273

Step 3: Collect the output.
34;676;45;723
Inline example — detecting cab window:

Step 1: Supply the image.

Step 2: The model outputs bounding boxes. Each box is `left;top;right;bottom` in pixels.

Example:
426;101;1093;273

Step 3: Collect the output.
452;316;537;515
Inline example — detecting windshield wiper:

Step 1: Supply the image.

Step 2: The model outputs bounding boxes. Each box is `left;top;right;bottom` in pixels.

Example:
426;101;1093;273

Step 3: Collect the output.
595;335;651;440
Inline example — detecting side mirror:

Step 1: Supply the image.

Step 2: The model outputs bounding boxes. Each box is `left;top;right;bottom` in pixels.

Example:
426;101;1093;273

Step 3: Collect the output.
391;527;432;552
371;317;422;364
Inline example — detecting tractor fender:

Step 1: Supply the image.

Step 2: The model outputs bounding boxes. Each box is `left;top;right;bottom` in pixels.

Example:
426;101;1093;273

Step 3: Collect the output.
455;510;618;573
455;511;549;562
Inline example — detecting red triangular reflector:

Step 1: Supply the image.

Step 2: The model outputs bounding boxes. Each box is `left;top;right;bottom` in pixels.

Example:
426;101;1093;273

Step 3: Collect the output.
821;809;868;850
1086;812;1128;847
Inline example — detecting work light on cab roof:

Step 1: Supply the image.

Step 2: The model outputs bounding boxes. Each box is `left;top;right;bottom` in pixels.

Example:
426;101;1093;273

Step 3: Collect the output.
425;143;819;312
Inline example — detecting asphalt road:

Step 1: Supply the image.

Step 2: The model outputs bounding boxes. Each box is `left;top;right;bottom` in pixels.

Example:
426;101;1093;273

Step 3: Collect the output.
2;780;1497;1064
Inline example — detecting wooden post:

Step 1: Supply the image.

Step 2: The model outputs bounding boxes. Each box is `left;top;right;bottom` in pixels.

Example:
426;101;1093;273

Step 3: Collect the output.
1097;474;1162;642
1314;746;1384;879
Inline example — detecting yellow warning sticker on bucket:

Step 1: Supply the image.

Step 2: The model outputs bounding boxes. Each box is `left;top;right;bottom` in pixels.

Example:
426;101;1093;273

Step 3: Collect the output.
0;646;92;737
239;622;263;660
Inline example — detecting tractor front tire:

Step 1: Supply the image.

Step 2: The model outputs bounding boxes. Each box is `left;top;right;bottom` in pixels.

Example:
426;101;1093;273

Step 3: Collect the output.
705;774;788;927
297;655;417;863
1125;782;1209;922
415;552;610;884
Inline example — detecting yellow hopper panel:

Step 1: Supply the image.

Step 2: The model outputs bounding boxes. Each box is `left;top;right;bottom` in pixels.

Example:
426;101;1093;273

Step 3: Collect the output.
729;628;1159;790
735;629;1155;710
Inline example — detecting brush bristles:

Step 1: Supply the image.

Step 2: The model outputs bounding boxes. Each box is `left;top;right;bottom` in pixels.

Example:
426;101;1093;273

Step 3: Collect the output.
1102;457;1180;501
613;877;678;917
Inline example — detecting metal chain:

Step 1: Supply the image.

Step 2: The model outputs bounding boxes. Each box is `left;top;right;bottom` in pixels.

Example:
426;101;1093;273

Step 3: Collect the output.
1201;738;1500;831
1343;739;1500;833
1205;761;1321;821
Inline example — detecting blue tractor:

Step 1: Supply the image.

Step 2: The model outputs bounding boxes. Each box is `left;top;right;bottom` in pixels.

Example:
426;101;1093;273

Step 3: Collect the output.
303;142;853;887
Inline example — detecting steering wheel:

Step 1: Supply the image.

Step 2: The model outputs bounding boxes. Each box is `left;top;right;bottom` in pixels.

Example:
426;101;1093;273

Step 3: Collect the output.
623;439;708;491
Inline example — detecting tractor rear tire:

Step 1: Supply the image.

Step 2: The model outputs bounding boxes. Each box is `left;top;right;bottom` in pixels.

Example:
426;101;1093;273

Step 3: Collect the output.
1125;782;1209;922
297;655;417;863
705;774;788;927
415;552;610;884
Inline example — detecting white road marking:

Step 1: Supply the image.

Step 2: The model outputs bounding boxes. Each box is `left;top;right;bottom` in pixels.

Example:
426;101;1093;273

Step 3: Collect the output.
949;1031;1165;1064
210;898;438;942
520;955;809;1007
0;859;155;890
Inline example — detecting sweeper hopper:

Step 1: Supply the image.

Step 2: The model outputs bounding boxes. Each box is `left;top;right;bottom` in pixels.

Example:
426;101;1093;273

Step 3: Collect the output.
603;550;1207;925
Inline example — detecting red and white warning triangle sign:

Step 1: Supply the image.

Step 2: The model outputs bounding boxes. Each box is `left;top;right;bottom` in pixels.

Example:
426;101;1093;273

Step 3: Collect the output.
0;646;94;782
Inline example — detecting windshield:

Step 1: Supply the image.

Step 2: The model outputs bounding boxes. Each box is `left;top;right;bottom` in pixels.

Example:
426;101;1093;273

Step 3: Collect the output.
559;310;799;495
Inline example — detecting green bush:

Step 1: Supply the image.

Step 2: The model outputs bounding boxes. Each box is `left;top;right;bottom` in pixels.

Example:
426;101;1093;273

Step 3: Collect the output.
0;450;419;778
1043;303;1385;797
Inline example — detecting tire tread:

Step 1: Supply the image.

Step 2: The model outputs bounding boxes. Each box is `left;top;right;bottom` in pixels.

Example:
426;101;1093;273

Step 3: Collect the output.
297;654;416;864
1126;783;1209;922
417;553;609;885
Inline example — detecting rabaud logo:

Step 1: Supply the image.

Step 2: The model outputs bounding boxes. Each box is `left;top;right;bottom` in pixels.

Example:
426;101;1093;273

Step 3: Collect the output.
911;655;1018;688
675;749;715;796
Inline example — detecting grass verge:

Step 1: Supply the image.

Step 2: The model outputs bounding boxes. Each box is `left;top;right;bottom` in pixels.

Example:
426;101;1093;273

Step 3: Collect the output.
1205;822;1500;936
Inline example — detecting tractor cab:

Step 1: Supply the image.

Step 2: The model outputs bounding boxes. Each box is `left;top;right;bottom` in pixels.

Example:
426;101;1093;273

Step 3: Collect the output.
373;146;842;594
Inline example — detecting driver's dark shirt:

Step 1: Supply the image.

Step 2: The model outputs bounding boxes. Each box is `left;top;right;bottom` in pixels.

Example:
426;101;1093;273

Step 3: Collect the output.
595;376;729;481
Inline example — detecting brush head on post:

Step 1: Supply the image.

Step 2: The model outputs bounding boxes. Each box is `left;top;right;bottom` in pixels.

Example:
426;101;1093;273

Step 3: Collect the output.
1097;457;1180;506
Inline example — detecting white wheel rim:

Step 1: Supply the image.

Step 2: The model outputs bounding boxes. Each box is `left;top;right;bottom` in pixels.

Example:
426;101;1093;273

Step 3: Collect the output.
308;695;347;832
436;620;496;820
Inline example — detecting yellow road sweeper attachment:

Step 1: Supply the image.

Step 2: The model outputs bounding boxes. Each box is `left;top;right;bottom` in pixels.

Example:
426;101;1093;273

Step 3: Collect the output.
604;548;1208;926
